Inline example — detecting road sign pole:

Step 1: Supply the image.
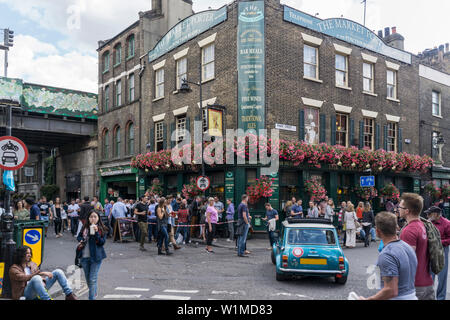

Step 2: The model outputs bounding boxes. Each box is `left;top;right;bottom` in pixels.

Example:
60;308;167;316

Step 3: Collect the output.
1;103;16;299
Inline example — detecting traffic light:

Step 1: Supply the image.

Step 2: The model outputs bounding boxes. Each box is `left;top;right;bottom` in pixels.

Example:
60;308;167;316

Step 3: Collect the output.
4;29;14;47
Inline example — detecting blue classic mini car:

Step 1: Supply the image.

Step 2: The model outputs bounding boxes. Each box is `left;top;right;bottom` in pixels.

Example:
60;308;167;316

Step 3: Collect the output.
272;217;349;284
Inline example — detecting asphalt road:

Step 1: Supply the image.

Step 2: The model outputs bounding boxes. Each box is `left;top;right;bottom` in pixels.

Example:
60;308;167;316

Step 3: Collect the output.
38;228;395;301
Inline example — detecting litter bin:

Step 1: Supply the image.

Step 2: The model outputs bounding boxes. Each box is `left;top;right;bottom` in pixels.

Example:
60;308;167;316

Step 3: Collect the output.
13;220;48;268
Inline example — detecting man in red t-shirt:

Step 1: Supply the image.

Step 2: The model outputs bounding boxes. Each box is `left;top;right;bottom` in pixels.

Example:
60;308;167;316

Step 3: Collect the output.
399;193;435;300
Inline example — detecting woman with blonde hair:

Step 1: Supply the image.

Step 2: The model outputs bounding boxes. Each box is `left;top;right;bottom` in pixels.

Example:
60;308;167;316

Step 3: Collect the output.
344;203;358;248
356;201;364;220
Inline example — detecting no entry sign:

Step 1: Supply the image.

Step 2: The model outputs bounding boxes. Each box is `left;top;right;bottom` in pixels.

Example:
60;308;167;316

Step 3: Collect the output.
0;136;29;171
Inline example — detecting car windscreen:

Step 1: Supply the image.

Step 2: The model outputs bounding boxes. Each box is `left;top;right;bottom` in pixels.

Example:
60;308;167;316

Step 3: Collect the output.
287;228;336;245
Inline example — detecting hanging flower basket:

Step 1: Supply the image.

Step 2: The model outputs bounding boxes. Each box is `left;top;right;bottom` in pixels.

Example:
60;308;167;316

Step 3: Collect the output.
380;183;400;201
181;177;203;199
441;184;450;201
424;182;442;200
353;186;378;200
304;178;327;202
147;178;163;197
246;176;274;205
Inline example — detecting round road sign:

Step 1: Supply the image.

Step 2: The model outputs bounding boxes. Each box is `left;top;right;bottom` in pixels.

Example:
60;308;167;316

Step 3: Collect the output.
0;136;28;171
196;176;211;192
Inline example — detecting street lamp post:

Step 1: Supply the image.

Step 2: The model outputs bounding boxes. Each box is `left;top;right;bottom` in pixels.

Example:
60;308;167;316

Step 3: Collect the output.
0;28;16;298
179;55;206;177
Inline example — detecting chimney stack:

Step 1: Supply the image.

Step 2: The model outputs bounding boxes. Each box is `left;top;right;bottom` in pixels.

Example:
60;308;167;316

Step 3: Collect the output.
152;0;162;13
446;43;449;53
384;27;390;37
392;26;397;34
378;30;383;38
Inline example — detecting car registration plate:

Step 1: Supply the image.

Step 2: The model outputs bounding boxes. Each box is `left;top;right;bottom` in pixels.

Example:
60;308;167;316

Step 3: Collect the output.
300;258;327;265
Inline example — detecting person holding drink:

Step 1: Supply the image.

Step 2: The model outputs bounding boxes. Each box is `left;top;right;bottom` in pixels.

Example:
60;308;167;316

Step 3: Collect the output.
77;210;108;300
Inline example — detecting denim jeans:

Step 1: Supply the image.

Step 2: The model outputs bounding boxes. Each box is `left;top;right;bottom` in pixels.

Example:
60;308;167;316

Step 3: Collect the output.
81;258;102;300
432;245;449;300
148;219;157;241
268;229;277;247
175;225;188;242
24;269;73;300
228;220;234;241
157;225;169;250
237;224;250;256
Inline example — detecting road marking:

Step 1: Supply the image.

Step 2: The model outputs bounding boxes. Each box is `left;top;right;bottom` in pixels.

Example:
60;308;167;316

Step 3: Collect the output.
104;294;142;299
115;287;150;292
211;290;240;295
151;294;191;300
164;289;199;294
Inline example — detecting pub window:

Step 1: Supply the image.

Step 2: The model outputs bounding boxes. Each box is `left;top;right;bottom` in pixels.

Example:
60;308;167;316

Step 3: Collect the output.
432;91;441;117
387;122;397;152
202;43;215;81
176;115;187;142
335;54;348;87
304;44;319;80
363;118;374;150
176;57;187;90
336;113;348;147
387;69;397;99
337;174;351;205
167;174;178;196
209;171;225;200
155;121;164;152
363;62;374;93
280;171;300;210
155;68;164;99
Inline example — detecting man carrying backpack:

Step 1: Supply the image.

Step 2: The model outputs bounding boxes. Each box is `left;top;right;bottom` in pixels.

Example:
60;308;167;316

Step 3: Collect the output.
425;206;450;300
399;193;438;300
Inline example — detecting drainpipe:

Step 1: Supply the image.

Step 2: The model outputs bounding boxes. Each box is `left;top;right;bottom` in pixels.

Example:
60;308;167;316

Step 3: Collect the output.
138;59;146;154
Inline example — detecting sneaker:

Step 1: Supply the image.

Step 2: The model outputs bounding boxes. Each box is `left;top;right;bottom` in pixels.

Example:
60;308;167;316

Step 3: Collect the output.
139;247;147;251
65;293;78;300
226;239;232;242
238;254;249;258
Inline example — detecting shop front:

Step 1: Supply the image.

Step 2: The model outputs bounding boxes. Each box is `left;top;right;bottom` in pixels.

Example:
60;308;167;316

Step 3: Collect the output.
99;166;140;202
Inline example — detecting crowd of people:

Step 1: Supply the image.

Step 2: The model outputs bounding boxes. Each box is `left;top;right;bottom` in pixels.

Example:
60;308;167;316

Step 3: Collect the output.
2;188;449;301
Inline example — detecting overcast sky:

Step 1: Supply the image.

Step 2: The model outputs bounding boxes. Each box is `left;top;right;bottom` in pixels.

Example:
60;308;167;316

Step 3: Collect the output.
0;0;448;93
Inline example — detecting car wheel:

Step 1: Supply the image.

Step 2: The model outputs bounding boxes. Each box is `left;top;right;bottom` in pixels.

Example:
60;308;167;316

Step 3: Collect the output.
276;272;288;281
271;250;276;265
335;275;347;285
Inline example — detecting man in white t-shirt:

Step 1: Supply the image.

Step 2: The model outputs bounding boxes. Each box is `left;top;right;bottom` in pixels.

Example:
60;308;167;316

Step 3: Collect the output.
67;199;80;236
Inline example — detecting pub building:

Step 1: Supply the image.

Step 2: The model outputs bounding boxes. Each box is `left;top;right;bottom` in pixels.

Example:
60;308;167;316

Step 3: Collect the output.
98;0;435;232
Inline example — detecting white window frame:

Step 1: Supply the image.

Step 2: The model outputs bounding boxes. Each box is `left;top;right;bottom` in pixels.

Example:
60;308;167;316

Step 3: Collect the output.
116;80;122;106
363;62;374;93
155;68;165;99
363;118;375;151
304;44;319;80
202;43;215;82
176;115;187;142
129;73;135;102
155;121;164;151
176;57;188;90
387;69;397;100
335;53;349;88
335;113;348;147
387;122;398;152
432;90;441;117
